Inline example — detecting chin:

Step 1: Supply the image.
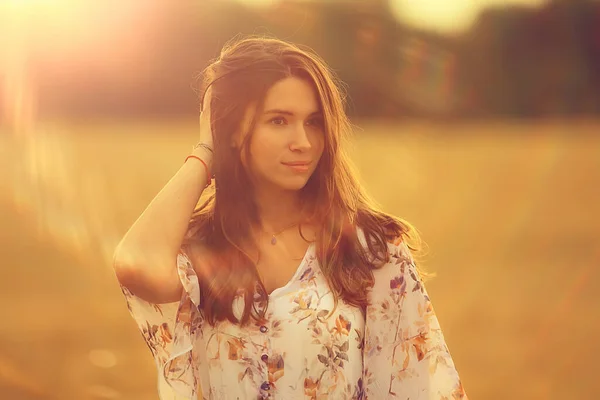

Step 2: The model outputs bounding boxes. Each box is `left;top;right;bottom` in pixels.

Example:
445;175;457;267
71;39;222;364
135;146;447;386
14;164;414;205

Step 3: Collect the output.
279;179;310;191
270;175;311;191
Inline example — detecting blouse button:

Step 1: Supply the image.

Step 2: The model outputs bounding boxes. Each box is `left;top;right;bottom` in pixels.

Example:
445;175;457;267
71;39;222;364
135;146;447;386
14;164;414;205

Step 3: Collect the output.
261;353;269;362
259;325;268;333
261;382;271;391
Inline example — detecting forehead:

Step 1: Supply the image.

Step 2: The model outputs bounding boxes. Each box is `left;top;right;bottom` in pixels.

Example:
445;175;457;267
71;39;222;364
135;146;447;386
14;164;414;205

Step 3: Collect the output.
262;76;321;113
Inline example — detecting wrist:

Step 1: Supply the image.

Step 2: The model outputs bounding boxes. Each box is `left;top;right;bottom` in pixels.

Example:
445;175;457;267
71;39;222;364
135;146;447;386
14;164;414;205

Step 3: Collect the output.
191;147;213;169
184;154;212;189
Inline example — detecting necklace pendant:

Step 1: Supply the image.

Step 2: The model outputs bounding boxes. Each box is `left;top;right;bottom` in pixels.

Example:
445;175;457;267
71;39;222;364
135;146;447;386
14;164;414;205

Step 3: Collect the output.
271;236;277;245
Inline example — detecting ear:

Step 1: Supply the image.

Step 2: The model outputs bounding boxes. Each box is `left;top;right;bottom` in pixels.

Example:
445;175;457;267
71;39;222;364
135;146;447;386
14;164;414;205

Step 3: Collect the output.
230;131;242;148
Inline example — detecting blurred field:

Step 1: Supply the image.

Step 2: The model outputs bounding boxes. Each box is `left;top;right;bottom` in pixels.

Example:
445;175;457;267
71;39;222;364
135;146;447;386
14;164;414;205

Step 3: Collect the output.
1;119;599;399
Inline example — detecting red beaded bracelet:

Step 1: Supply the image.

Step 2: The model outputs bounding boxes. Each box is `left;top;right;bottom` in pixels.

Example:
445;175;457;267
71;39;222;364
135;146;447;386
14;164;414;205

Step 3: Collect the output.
185;155;212;188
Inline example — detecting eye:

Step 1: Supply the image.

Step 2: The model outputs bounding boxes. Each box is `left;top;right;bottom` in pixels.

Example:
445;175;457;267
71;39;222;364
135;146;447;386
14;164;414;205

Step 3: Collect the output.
270;117;286;126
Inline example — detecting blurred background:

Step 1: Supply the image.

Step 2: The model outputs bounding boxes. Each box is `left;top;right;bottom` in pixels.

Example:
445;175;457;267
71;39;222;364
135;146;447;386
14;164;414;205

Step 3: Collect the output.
1;0;599;399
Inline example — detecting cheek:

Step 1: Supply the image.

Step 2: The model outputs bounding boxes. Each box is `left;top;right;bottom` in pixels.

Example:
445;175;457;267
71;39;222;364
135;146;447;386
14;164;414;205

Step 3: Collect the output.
247;133;280;170
312;133;326;156
252;127;288;154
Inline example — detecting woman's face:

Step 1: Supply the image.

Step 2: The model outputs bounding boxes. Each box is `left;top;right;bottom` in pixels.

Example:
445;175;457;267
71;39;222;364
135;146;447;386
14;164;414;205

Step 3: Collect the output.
237;76;325;192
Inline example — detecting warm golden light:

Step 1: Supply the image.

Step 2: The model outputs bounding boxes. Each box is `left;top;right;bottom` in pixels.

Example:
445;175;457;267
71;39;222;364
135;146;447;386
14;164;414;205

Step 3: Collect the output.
0;1;162;133
389;0;548;33
236;0;282;7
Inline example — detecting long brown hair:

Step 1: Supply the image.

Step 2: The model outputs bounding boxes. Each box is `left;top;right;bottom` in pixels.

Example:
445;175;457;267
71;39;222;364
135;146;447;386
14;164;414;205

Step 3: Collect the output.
182;34;422;326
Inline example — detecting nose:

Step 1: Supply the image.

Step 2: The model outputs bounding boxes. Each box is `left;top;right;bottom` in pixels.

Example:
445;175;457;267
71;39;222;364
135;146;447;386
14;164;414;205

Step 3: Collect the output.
288;123;312;151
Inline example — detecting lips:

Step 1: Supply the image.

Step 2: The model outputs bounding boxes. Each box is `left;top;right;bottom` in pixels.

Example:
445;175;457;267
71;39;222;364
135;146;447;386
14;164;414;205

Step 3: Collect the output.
282;161;311;166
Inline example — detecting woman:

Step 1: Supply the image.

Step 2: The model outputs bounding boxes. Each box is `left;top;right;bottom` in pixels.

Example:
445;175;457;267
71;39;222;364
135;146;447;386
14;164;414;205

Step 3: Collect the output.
113;35;467;399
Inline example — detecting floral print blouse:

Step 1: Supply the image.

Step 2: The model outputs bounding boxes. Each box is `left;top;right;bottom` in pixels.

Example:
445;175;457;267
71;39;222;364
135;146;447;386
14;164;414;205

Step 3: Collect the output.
119;228;467;399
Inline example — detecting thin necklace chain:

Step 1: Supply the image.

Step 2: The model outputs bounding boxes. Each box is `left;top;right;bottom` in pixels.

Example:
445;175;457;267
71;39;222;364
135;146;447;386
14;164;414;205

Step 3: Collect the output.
262;220;301;245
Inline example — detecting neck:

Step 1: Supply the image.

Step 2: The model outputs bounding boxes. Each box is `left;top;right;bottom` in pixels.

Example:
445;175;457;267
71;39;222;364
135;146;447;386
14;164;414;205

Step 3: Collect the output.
254;188;305;233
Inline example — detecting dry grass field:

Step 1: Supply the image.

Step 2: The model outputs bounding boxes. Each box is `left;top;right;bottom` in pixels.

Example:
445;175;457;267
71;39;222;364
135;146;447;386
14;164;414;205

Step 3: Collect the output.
0;119;598;399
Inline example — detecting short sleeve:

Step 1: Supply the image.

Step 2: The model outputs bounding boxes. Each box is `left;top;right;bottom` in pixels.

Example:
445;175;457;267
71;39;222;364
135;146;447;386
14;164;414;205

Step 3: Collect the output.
362;239;468;399
119;249;203;400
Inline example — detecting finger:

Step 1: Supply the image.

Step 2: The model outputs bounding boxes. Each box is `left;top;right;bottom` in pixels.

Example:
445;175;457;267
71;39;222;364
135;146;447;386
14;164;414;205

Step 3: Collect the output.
204;87;213;107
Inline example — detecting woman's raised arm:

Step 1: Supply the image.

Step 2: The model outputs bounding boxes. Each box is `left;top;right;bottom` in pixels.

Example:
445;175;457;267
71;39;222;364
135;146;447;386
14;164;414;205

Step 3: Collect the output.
113;89;214;304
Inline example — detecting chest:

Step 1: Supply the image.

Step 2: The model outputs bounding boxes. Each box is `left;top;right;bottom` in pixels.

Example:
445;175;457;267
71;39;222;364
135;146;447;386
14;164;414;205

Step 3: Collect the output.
255;242;311;296
196;277;366;399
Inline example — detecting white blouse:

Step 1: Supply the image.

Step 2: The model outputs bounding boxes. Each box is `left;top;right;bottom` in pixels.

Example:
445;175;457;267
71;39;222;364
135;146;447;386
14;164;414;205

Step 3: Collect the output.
119;227;467;399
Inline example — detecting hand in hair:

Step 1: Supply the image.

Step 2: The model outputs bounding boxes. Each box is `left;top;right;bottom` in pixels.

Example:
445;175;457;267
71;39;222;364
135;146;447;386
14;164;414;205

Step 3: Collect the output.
198;85;214;156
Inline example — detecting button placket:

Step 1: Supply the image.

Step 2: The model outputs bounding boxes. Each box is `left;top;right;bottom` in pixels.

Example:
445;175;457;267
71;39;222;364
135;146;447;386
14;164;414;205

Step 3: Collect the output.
259;381;271;399
257;321;272;398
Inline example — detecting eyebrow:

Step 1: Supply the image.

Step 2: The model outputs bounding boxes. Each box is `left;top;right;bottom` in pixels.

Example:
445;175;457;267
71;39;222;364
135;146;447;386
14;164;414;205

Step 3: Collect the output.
263;109;322;117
